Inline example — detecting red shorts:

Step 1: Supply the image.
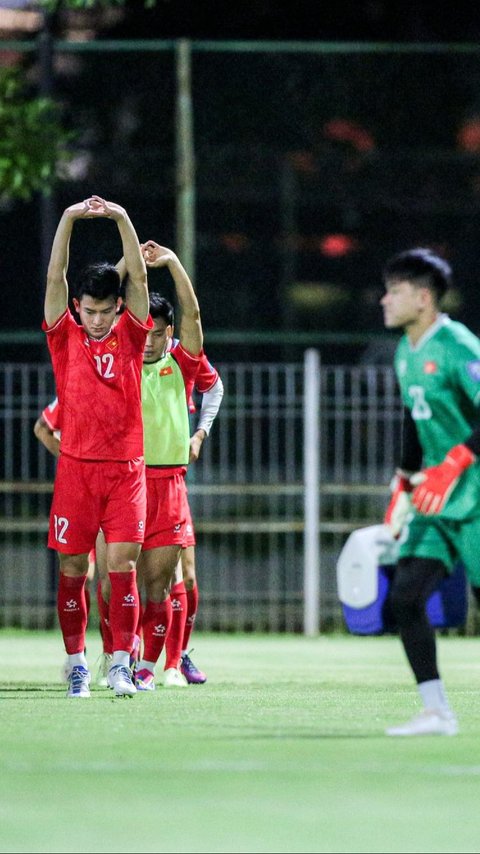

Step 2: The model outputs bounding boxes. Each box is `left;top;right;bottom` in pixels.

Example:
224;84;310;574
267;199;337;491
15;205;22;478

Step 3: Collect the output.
184;499;196;547
48;455;147;554
143;470;189;550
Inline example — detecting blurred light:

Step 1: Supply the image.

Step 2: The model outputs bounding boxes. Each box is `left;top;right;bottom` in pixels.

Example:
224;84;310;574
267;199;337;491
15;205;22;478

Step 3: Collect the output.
457;117;480;152
324;118;376;152
289;281;350;310
320;233;358;257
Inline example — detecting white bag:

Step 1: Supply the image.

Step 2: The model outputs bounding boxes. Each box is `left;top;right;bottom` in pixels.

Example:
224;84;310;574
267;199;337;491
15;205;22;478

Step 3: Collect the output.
336;524;399;609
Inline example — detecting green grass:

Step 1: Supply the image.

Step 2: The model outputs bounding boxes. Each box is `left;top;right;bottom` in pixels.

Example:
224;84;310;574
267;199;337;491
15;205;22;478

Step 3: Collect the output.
1;630;480;853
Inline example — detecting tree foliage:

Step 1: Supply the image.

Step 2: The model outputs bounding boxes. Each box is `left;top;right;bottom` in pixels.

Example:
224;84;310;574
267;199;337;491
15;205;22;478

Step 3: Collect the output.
0;68;73;202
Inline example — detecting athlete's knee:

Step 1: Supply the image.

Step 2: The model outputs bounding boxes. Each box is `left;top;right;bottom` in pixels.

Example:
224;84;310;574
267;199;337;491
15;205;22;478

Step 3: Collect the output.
59;553;89;577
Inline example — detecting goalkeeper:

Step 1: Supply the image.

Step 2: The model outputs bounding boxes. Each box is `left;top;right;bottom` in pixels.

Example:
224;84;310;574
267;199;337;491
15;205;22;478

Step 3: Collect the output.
381;247;480;737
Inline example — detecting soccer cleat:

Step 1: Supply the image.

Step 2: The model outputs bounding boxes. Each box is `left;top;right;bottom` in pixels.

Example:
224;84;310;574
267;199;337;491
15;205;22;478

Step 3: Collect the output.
180;650;207;684
163;667;188;688
107;664;137;698
66;665;91;698
95;652;113;687
135;668;156;692
386;708;458;737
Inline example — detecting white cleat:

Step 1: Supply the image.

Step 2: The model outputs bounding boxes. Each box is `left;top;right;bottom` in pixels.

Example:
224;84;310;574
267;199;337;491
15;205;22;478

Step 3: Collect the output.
95;652;113;687
66;666;91;699
386;708;458;737
107;664;137;697
163;667;188;688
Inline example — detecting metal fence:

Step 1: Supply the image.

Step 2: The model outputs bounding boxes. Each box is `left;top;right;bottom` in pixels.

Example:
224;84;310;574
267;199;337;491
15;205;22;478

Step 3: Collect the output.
0;352;413;633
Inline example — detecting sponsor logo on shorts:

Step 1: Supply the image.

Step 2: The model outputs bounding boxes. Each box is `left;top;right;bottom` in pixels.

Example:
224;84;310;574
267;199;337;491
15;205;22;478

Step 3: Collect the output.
138;520;144;532
173;523;181;533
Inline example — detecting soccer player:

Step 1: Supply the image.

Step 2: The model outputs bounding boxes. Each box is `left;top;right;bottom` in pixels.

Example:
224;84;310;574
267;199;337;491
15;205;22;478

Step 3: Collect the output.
166;359;224;684
43;195;151;699
128;241;204;691
381;247;480;736
33;397;112;687
93;352;223;685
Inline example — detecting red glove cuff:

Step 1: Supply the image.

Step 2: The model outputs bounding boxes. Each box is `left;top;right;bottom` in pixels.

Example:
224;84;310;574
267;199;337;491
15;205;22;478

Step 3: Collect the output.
445;443;476;472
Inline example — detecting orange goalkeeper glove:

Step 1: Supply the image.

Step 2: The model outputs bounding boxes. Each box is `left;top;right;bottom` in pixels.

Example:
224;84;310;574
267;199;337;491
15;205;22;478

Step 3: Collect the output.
411;443;475;515
384;470;414;538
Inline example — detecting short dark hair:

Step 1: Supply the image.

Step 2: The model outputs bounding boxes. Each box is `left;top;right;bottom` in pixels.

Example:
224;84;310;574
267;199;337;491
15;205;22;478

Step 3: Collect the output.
76;262;121;302
383;248;452;301
148;291;174;326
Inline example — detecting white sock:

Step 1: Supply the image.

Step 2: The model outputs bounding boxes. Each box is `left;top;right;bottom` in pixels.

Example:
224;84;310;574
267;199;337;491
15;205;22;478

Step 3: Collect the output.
112;650;130;668
138;659;156;674
68;652;88;669
418;678;450;712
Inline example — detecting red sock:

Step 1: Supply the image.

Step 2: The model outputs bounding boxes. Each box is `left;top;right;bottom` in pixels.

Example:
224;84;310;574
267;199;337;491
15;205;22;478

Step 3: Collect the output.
57;574;88;654
165;581;187;669
108;571;140;654
142;598;172;665
85;585;91;617
182;584;199;650
96;581;113;655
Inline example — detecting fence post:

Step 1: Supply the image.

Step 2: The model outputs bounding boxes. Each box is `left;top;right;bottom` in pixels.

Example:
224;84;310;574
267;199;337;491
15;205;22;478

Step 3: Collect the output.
303;348;321;636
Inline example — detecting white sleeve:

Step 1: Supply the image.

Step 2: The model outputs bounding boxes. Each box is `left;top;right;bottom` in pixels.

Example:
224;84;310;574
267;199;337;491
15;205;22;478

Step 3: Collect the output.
195;376;224;437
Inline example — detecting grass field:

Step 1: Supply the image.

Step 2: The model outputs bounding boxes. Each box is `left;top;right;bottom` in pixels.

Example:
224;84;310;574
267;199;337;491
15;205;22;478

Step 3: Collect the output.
1;630;480;854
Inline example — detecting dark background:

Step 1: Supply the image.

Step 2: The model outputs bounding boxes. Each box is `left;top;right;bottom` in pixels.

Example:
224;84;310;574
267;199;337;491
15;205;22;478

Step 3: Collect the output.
2;0;480;364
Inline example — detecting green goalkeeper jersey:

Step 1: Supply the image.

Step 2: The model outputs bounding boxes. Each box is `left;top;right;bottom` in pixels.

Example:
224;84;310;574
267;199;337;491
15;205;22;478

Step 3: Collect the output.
395;314;480;520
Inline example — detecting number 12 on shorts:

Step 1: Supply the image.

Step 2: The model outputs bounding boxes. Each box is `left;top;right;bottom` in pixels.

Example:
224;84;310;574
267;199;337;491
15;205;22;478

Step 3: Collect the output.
54;514;69;544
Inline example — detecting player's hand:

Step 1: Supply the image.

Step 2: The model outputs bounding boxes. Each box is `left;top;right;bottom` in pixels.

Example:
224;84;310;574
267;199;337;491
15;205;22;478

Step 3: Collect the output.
141;241;177;268
384;470;414;538
189;430;206;463
65;199;95;219
411;443;475;515
83;196;126;220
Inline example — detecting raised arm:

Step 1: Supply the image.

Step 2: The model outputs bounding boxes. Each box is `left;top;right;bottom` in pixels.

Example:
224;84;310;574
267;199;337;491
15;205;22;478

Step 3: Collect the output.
141;242;202;355
44;199;92;326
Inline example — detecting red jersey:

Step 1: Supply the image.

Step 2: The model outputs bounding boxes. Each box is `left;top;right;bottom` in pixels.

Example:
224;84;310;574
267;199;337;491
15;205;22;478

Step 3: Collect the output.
170;340;219;413
43;308;153;461
42;397;61;433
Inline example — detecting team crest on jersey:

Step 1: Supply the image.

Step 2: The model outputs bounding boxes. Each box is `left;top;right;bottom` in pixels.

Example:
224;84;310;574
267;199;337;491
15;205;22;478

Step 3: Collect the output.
159;366;173;376
106;339;118;351
467;360;480;381
423;361;437;374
